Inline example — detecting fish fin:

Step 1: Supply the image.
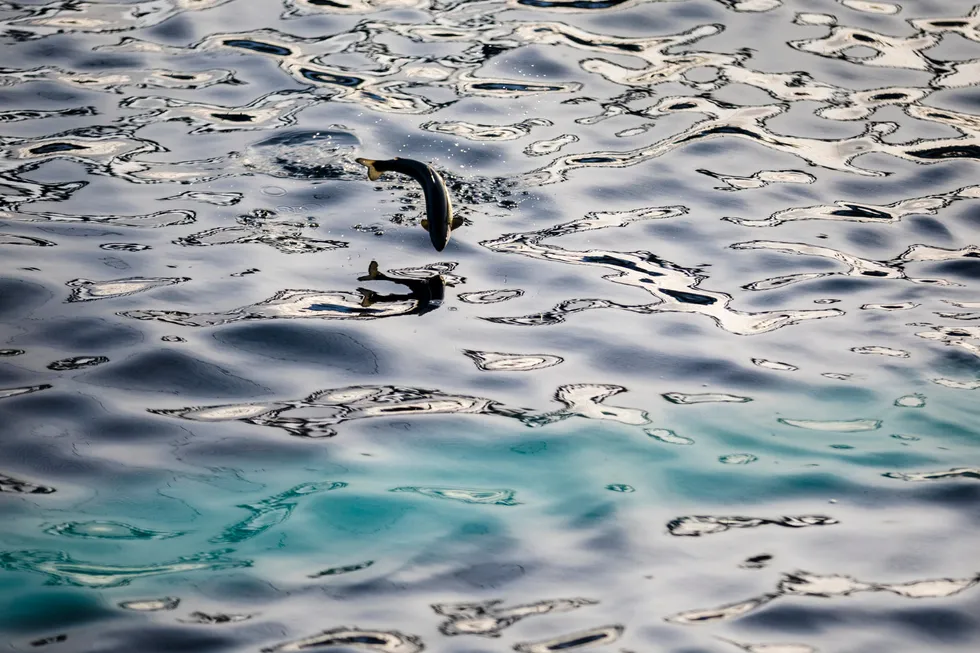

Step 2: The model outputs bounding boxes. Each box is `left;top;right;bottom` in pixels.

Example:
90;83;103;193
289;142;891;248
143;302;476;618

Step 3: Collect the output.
451;217;465;230
355;157;383;181
420;219;429;231
358;288;377;307
357;260;380;281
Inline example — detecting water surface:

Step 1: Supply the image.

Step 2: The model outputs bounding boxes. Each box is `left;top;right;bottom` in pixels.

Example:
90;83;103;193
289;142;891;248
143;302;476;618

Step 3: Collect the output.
1;0;979;651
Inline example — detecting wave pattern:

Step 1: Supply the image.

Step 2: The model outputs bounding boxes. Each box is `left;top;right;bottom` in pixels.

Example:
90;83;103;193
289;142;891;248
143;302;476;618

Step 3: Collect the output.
1;0;978;651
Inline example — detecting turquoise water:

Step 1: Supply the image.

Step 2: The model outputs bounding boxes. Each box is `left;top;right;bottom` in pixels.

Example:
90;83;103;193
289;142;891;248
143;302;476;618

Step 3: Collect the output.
1;0;979;651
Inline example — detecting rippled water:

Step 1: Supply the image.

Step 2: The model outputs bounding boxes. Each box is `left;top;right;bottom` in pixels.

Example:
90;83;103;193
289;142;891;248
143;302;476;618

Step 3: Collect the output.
1;0;979;651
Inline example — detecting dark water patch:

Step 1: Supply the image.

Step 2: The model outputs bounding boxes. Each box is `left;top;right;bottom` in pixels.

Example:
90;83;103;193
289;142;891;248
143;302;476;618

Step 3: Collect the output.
906;483;980;517
0;279;53;322
177;437;342;469
907;216;954;240
809;385;877;404
213;323;383;373
195;574;283;604
491;47;578;80
592;345;794;390
953;204;980;228
0;590;117;635
741;603;979;642
0;388;103;426
0;362;36;386
83;625;238;653
454;562;526;589
11;318;141;350
309;496;411;536
75;56;145;71
737;603;847;633
920;259;980;281
82;349;269;398
666;470;868;504
926;347;980;375
81;415;189;443
797;277;887;293
569;501;617;528
845;227;893;249
145;16;195;42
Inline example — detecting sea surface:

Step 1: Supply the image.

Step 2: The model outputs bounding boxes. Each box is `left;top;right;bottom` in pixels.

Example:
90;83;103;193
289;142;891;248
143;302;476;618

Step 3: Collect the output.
1;0;979;651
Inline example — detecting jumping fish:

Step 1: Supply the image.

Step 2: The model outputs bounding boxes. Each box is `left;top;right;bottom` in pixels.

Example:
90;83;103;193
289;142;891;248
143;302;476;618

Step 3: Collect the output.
355;157;462;251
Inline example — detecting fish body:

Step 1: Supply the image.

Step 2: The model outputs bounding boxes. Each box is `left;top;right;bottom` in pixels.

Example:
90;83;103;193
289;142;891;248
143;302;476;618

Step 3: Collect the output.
355;157;458;251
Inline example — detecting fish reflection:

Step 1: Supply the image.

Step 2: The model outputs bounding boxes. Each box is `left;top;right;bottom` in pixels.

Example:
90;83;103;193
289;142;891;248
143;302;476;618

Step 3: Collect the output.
153;383;649;438
263;627;423;653
667;570;980;625
357;260;448;315
433;597;597;637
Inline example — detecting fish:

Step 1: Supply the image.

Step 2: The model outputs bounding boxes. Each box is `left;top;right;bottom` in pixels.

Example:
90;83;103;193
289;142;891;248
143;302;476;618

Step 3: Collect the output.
355;157;463;251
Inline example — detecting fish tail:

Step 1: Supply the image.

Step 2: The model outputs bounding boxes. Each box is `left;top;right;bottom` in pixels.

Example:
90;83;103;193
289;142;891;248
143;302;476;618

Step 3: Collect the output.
359;260;380;281
355;158;383;181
